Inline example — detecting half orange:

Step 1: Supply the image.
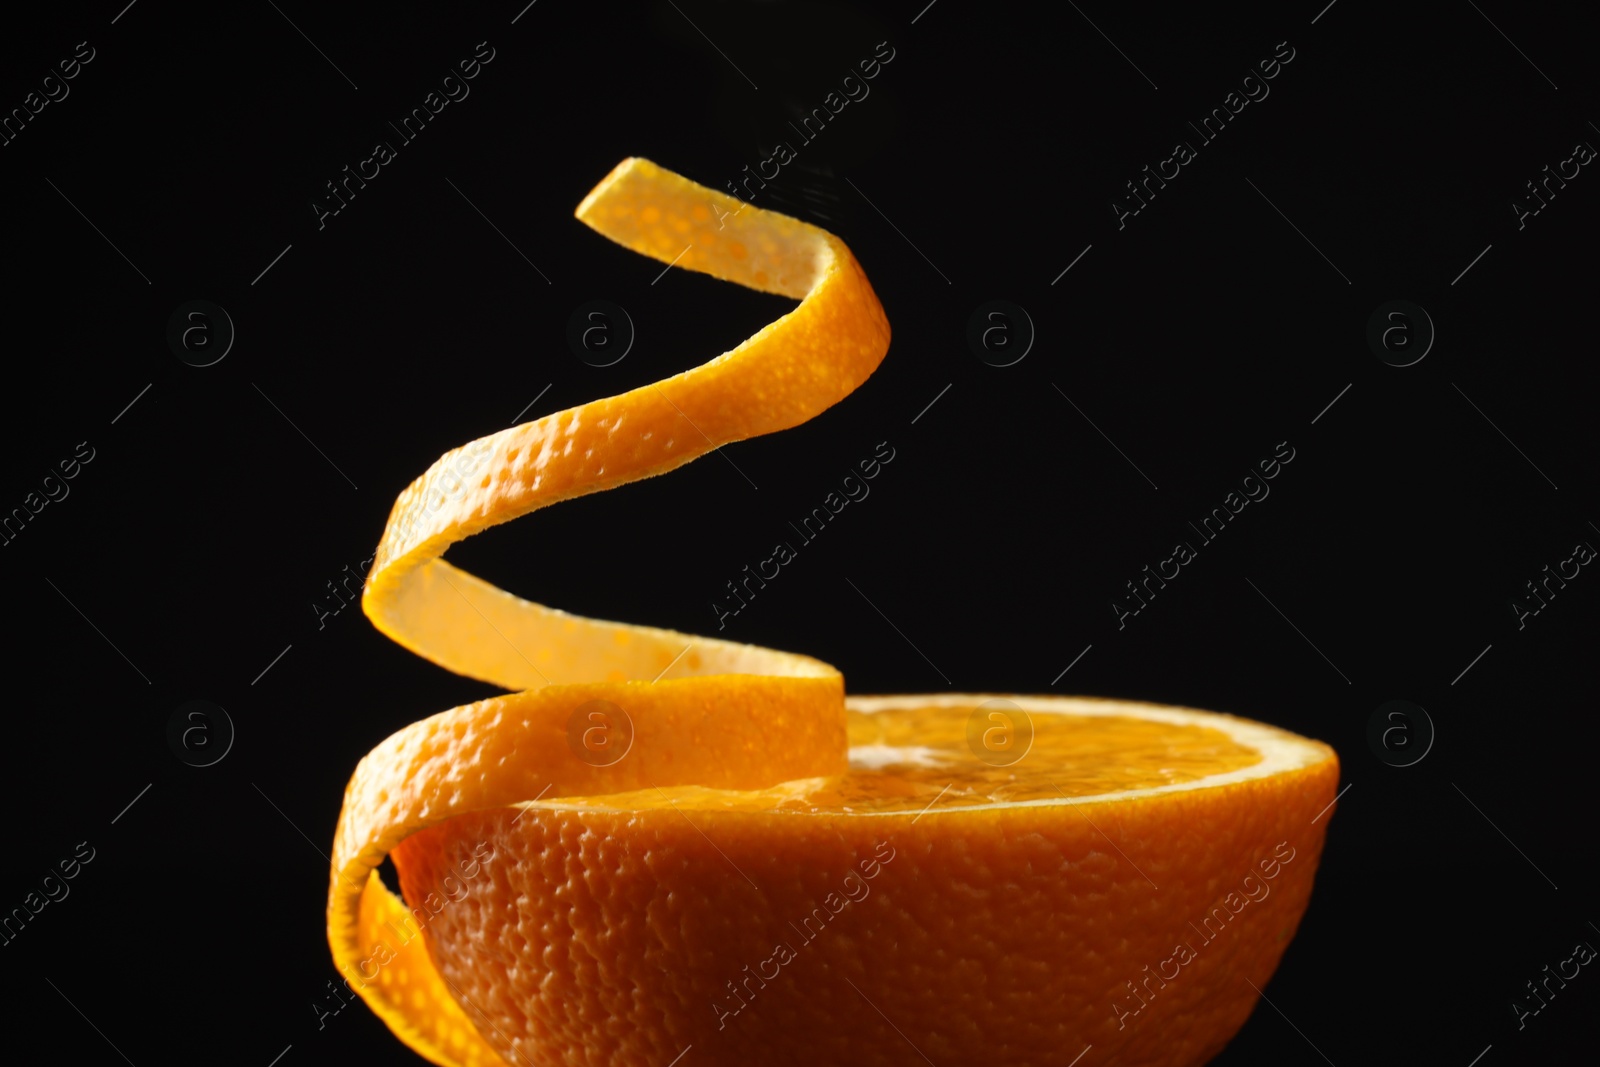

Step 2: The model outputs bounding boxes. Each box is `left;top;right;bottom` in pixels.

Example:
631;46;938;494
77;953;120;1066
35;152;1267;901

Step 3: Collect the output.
327;159;1339;1067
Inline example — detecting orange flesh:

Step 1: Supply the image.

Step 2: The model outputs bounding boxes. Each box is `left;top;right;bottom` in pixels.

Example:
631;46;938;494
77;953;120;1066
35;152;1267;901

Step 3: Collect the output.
539;705;1268;815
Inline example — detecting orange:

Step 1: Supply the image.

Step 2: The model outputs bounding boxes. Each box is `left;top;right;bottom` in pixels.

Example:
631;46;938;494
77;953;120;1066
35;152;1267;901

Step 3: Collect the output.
327;159;1340;1067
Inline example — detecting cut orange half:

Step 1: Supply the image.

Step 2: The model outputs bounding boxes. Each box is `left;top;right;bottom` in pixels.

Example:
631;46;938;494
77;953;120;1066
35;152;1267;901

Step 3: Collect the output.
327;159;1340;1067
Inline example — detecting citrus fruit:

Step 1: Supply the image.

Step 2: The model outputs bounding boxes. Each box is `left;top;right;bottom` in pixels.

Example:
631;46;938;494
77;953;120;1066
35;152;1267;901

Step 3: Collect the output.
327;158;1340;1067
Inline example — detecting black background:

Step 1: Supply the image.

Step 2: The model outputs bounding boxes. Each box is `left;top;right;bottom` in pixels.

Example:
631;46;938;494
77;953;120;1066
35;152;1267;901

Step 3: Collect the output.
1;1;1595;1064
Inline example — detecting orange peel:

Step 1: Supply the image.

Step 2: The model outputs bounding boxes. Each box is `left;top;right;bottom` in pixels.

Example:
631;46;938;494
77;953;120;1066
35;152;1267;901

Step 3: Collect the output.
329;156;889;1064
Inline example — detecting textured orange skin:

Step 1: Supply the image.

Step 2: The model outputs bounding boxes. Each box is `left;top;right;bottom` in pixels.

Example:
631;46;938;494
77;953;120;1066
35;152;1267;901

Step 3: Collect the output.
328;158;891;1066
397;745;1337;1067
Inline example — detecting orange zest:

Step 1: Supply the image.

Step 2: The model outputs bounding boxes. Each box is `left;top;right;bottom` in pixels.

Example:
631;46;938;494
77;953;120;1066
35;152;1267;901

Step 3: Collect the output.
327;158;1339;1067
329;157;889;1064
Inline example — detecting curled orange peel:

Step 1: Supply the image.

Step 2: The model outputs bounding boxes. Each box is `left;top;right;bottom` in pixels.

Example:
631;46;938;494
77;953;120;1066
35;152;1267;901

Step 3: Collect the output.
327;158;890;1066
